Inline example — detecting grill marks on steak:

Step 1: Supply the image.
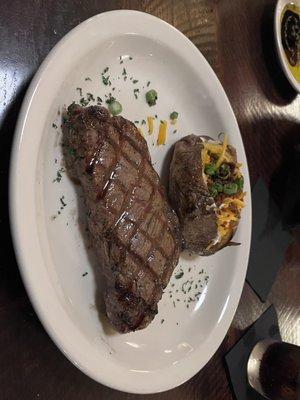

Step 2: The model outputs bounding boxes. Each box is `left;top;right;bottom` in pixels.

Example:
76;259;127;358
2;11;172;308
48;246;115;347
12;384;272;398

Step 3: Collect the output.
63;104;180;333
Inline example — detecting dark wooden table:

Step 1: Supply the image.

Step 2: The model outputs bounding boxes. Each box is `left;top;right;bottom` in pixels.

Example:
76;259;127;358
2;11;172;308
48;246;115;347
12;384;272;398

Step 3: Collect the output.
1;1;299;399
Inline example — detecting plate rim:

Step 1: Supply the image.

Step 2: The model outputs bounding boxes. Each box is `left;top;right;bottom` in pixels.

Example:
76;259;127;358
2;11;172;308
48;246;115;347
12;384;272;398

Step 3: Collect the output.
9;9;252;394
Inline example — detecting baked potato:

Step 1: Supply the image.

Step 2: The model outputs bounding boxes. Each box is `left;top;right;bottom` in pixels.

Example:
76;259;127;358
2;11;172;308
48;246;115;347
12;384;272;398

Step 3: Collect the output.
169;134;245;255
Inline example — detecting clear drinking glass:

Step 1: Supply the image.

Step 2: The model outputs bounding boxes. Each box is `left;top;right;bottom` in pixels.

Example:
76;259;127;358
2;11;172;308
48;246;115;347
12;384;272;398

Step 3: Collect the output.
247;339;300;400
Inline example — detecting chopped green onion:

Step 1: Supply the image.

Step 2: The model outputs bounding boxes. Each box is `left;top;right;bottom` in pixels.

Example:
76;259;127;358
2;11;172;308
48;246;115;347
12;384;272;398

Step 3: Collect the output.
204;163;216;176
218;163;230;179
209;185;218;197
223;182;238;195
102;75;110;86
170;111;178;120
211;181;223;193
146;89;158;106
235;176;244;191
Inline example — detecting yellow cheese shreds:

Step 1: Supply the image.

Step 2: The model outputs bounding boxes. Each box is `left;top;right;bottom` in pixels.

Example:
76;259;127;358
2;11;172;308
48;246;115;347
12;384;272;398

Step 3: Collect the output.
203;142;230;163
201;148;211;164
138;128;144;137
218;225;228;237
219;211;238;223
147;116;154;134
217;198;242;237
233;170;242;179
216;133;228;168
222;197;245;209
204;143;223;153
236;191;246;200
157;120;167;145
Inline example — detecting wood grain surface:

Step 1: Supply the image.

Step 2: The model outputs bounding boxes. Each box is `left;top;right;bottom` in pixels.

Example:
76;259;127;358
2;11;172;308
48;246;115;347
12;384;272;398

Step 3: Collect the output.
0;1;299;399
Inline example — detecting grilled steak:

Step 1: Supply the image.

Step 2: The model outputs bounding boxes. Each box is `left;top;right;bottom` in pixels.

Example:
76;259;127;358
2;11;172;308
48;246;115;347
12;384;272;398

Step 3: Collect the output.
63;104;181;333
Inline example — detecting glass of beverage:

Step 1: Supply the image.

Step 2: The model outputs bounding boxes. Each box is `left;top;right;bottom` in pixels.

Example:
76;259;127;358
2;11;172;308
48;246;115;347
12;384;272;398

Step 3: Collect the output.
247;339;300;400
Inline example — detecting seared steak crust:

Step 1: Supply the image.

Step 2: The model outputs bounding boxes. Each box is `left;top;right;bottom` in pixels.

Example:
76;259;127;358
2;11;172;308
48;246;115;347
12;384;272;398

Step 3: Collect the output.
63;104;181;333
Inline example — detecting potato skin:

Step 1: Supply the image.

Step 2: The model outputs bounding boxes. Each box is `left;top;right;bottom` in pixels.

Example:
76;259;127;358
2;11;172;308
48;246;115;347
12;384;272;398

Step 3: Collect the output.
169;134;239;255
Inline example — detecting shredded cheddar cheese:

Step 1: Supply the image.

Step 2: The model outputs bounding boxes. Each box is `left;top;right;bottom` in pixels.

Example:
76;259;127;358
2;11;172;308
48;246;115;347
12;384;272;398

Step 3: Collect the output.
147;116;154;134
216;134;228;168
201;135;245;239
138;128;144;137
157;120;167;145
204;143;223;153
217;192;245;237
203;141;230;163
201;148;211;165
222;197;245;208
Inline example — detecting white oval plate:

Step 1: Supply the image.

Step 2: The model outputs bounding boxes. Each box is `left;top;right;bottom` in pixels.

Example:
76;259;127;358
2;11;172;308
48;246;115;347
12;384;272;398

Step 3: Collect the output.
10;10;251;394
274;0;300;92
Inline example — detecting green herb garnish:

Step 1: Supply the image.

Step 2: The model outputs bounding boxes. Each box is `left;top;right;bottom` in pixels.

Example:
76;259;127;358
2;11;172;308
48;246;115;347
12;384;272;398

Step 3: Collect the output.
76;87;83;96
204;163;216;176
60;196;67;207
175;270;184;279
218;163;230;179
147;81;150;87
53;168;65;183
209;185;218;197
86;93;95;102
211;181;223;193
132;79;138;84
223;182;238;195
79;97;89;106
146;89;157;106
170;111;178;120
52;123;58;129
235;176;244;192
105;95;116;104
102;75;110;86
85;77;92;81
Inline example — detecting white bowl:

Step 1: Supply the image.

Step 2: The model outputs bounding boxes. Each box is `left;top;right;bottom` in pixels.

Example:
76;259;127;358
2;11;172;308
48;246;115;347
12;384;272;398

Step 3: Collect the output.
274;0;300;92
10;10;252;394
